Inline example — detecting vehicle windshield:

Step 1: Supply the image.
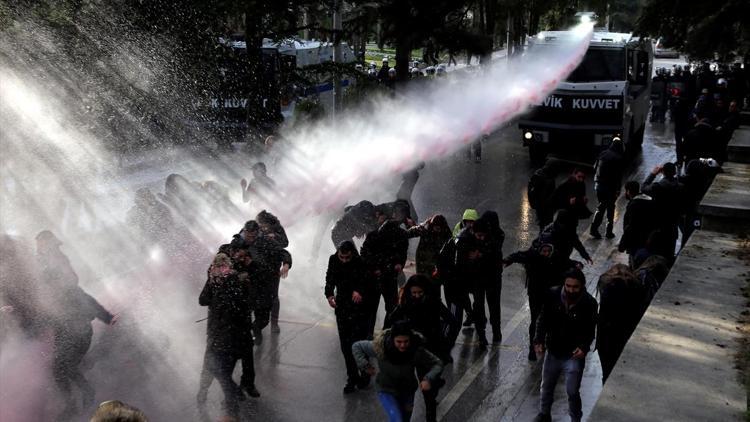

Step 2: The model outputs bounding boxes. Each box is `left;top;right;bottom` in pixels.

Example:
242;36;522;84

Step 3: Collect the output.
565;47;626;82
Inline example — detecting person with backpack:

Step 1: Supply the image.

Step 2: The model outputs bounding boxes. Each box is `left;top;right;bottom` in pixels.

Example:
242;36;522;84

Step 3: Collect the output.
528;164;556;233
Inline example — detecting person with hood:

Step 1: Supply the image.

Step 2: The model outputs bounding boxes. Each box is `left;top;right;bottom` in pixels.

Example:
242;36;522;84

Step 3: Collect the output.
536;210;593;266
36;230;117;420
551;169;592;221
533;269;597;422
590;139;626;239
198;252;253;418
617;181;657;268
360;204;409;336
385;275;453;422
406;214;453;292
452;208;478;237
596;264;646;383
325;240;370;394
505;243;582;361
469;212;505;345
352;320;444;422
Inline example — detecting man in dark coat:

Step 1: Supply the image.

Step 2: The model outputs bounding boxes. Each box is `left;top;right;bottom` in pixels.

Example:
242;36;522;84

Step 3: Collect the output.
360;204;409;336
590;139;626;239
528;164;557;233
533;269;598;422
618;181;658;268
198;253;254;418
231;220;292;343
642;162;684;261
36;230;116;420
505;244;582;361
552;168;592;220
325;240;370;393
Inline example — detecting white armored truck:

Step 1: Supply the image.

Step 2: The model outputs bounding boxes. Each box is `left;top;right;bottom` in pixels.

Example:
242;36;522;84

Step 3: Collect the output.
519;31;653;165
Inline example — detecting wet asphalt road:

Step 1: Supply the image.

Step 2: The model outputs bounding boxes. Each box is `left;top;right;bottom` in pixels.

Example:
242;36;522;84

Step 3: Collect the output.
224;117;677;422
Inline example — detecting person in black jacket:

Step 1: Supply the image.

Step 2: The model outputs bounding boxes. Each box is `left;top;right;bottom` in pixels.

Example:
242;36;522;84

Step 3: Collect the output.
552;168;592;221
533;269;597;422
536;210;593;266
618;181;658;268
36;230;117;420
471;212;505;345
256;210;290;333
198;252;254;418
231;220;292;343
385;275;453;422
360;205;409;337
325;240;370;393
406;214;453;294
596;264;645;383
590;139;625;239
682;116;717;162
528;164;557;233
642;162;684;262
331;200;379;247
505;244;582;361
436;228;480;350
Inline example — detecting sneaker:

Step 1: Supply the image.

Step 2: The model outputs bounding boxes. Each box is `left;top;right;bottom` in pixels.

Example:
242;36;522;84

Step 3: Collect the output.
271;322;281;334
605;231;616;239
589;229;602;239
242;384;261;398
533;413;551;422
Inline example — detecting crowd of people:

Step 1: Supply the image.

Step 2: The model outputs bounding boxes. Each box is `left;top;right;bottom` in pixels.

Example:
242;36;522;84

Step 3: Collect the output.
1;63;746;420
651;62;745;165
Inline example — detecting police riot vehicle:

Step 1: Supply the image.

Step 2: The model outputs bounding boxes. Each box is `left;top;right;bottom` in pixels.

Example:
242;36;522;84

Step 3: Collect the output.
519;31;653;164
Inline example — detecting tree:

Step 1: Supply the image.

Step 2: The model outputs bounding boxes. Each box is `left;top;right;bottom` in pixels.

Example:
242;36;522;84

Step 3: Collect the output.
636;0;750;61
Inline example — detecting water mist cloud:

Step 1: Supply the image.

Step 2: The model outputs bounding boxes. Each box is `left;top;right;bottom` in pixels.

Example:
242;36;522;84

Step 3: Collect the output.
272;23;593;222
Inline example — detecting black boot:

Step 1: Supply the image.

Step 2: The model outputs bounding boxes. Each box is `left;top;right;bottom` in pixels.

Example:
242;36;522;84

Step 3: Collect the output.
605;222;615;239
476;330;489;347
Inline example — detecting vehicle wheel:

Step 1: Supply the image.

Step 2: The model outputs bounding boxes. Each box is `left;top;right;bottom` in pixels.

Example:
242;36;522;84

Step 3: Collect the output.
529;144;547;167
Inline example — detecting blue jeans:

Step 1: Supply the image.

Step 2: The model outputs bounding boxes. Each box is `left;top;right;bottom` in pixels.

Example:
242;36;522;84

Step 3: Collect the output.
377;391;415;422
539;352;585;422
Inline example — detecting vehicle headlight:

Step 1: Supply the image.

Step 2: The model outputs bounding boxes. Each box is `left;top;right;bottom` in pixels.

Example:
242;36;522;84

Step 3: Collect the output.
524;131;533;140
